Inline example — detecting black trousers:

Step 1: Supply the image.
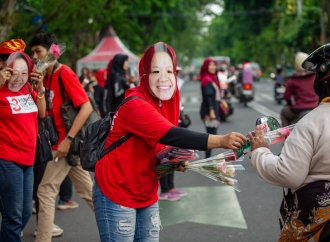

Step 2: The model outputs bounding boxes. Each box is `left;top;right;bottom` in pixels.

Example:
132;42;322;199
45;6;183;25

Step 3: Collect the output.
160;172;175;193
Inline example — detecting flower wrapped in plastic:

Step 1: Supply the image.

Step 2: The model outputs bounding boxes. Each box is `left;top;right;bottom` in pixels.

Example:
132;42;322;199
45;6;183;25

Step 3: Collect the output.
155;116;296;192
155;147;245;191
36;43;66;72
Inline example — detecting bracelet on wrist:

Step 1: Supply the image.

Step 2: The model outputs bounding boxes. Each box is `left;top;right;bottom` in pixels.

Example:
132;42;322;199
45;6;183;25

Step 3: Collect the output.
37;93;45;99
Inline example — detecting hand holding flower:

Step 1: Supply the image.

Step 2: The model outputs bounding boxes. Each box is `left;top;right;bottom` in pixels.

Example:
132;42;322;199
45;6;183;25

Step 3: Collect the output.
31;69;44;92
219;132;247;150
248;125;269;151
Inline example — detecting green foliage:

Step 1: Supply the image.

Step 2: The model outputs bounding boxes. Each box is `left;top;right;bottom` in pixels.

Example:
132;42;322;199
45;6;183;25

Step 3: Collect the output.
2;0;218;69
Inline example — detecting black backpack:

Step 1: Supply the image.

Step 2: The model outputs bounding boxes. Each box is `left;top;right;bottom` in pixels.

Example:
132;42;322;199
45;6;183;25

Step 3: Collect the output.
79;96;143;172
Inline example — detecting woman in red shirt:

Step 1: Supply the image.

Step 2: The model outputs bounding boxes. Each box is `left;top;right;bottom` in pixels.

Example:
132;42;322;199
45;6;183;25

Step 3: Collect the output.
94;42;246;242
0;45;46;241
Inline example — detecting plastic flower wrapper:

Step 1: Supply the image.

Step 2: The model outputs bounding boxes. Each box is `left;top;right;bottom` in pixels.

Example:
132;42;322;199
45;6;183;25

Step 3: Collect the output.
232;116;295;159
233;124;296;160
37;43;66;72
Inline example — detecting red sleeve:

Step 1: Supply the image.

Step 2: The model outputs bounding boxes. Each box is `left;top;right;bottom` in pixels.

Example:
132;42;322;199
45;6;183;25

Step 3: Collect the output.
61;68;89;107
119;99;174;146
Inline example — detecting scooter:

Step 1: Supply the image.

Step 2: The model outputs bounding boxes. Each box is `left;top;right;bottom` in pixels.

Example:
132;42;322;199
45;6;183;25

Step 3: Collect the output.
240;83;254;107
271;73;286;105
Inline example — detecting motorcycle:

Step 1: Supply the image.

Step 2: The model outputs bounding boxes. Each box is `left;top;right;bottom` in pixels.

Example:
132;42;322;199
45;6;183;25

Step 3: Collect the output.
271;73;286;105
240;83;254;107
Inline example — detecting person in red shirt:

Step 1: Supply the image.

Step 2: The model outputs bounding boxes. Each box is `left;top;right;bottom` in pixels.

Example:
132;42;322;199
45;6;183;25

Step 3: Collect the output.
29;32;94;242
94;42;247;242
0;40;46;241
281;52;318;126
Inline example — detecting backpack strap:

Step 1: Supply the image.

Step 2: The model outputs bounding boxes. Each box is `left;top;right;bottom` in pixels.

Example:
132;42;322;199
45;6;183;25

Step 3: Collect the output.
100;95;145;158
57;67;70;103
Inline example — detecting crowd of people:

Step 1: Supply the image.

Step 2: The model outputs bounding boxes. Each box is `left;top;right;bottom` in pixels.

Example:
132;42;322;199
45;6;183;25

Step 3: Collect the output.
0;30;330;242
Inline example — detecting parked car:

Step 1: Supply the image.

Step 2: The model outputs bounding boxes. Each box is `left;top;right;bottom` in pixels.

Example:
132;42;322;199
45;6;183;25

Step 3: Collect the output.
249;62;262;82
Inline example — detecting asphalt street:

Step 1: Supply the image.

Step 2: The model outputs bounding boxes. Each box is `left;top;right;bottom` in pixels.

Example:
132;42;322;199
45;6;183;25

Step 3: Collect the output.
21;79;286;242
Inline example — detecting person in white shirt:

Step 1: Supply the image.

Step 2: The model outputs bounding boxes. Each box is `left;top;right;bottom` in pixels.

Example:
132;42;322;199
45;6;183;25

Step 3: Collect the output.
248;43;330;241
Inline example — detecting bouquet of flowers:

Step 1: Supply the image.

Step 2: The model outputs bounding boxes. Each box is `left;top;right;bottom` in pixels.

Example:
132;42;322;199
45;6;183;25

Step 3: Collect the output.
155;148;245;191
155;116;296;192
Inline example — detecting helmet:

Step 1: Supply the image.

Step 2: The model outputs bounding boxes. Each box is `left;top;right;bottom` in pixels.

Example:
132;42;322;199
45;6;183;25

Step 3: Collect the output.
302;44;330;99
294;52;308;72
276;64;282;73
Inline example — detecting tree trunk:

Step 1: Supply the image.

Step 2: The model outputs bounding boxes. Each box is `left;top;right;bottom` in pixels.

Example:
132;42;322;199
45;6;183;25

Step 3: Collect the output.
0;0;17;42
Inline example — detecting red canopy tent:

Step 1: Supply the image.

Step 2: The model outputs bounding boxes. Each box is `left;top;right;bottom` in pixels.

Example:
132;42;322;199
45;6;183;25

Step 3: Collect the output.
76;28;140;75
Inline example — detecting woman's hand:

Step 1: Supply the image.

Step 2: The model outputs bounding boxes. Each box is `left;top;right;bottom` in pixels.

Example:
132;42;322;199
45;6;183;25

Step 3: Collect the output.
209;109;216;120
178;161;188;172
31;69;44;92
0;67;13;87
219;132;247;150
248;125;269;151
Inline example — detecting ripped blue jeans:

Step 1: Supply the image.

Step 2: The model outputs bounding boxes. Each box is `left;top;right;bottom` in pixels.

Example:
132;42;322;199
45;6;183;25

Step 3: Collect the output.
93;179;161;242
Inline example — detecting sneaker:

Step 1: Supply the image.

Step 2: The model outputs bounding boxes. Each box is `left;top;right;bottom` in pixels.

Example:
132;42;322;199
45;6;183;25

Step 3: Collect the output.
34;224;64;237
159;192;180;201
57;200;79;210
170;188;187;197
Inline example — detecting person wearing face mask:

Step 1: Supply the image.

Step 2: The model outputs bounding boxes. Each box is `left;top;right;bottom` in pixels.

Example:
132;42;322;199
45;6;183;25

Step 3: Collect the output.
103;54;136;113
0;39;26;87
199;58;221;158
93;42;247;242
0;45;45;241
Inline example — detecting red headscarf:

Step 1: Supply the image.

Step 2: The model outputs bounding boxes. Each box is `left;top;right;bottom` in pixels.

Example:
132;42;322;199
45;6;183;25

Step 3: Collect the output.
95;68;106;87
200;57;220;89
125;42;180;126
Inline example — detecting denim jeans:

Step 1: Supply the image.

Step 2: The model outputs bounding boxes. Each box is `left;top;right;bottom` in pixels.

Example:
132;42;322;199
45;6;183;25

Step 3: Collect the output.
0;158;33;241
93;179;161;242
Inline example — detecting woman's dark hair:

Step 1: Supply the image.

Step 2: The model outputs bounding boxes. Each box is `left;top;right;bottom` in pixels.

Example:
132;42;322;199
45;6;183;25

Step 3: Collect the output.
29;31;57;50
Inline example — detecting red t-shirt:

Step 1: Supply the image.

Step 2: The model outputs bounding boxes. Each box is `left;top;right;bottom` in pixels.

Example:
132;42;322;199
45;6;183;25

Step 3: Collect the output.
95;98;174;208
0;84;38;165
44;65;89;149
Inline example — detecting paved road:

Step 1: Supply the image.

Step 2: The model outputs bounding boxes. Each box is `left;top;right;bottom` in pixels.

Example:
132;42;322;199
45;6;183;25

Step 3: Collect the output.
21;79;286;242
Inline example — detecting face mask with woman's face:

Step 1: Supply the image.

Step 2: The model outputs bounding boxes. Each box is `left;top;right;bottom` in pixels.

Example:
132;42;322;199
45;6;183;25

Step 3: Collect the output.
148;52;176;101
7;58;29;92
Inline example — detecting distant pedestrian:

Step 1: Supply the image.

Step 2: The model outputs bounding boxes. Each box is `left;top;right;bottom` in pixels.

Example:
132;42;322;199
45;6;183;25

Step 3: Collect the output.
199;58;221;158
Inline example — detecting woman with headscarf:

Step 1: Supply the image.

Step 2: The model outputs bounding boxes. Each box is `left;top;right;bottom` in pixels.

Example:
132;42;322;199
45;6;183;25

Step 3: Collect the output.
199;58;221;158
104;54;131;113
0;43;45;241
93;42;247;242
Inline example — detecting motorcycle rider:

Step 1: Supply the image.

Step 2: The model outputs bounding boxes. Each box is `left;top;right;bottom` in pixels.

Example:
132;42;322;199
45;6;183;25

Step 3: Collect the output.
280;52;318;127
235;62;254;102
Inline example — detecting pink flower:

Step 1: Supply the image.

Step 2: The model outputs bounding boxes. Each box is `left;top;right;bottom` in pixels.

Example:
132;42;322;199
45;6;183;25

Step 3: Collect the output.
279;127;291;137
50;44;61;59
216;162;227;173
